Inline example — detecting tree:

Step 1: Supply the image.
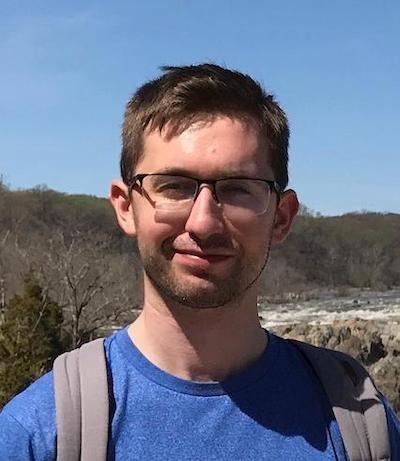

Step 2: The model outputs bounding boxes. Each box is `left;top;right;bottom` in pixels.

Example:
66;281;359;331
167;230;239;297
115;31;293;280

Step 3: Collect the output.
0;276;65;408
33;230;141;348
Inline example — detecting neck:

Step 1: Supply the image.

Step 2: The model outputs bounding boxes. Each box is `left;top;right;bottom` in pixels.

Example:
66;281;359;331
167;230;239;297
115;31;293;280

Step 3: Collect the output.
128;278;267;382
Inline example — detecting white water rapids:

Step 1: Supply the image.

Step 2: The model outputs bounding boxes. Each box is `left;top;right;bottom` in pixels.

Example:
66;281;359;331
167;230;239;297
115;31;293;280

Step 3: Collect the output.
258;288;400;328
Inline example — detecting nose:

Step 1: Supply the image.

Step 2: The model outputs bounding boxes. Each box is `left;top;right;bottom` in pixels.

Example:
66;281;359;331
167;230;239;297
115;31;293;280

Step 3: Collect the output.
184;186;225;240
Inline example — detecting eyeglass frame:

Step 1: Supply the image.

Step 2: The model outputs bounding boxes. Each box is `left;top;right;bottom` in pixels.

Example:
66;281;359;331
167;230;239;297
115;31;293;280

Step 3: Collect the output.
128;173;282;214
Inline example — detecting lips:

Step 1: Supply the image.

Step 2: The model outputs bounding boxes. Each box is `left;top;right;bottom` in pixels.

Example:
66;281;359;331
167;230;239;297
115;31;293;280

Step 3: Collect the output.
172;249;235;269
174;249;235;258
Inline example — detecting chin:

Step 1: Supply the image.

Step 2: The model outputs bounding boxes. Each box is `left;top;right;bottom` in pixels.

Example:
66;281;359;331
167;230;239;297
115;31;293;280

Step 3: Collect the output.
150;273;247;309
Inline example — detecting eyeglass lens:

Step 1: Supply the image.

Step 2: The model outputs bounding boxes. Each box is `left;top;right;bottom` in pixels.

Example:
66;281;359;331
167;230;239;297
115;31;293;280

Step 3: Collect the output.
142;174;272;218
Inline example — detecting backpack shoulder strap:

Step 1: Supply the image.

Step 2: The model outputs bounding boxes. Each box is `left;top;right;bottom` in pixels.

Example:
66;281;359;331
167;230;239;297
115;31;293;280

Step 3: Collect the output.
289;339;390;461
53;338;109;461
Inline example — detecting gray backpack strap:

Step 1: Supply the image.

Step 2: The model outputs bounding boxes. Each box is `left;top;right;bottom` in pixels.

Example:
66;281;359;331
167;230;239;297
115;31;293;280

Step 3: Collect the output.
290;339;390;461
53;346;81;461
53;338;109;461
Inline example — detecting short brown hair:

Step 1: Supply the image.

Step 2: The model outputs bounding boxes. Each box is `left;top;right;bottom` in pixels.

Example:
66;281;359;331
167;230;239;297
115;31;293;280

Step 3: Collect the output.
121;64;289;191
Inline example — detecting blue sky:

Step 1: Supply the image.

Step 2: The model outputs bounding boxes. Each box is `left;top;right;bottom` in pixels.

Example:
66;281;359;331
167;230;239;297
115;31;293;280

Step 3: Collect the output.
1;1;399;216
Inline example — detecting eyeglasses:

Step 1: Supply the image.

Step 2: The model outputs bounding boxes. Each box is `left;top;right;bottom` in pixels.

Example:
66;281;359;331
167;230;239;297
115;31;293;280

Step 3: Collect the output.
129;173;281;220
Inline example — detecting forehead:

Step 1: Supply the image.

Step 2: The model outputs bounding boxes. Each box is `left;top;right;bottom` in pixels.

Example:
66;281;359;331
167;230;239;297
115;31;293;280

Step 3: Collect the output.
137;116;272;178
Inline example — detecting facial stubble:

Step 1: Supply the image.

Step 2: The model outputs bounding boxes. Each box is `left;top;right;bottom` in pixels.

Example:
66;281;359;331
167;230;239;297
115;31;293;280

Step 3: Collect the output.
137;233;273;310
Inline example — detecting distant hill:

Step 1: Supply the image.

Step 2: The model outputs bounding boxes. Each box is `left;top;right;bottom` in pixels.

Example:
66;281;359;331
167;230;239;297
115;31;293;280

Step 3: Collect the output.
1;183;399;330
275;209;400;292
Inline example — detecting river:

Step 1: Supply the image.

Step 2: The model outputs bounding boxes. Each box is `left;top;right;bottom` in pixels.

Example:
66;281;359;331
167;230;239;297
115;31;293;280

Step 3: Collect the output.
258;288;400;328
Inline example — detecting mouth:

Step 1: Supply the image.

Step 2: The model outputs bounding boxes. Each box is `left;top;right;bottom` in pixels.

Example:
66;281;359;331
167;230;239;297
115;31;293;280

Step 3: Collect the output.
173;249;235;265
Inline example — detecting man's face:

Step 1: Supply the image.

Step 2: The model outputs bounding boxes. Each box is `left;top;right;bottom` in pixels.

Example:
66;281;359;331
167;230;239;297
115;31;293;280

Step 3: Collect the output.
130;116;278;309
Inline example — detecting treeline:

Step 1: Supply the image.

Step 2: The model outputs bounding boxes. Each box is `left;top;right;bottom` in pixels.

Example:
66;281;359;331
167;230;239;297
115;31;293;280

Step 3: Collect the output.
0;182;399;406
1;182;400;315
264;206;400;296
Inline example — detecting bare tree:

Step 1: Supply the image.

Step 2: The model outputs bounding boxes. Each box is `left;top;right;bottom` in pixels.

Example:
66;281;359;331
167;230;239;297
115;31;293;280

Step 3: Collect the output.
32;229;141;347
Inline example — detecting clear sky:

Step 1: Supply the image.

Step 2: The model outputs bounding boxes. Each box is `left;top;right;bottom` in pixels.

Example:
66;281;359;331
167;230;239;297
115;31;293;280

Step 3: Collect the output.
1;1;399;216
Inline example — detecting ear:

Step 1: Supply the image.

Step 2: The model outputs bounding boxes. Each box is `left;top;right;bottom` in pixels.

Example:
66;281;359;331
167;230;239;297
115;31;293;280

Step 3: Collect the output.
271;189;299;245
109;179;137;237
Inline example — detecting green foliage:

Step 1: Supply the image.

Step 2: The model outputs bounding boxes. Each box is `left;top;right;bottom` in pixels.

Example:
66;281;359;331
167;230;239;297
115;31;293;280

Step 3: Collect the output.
0;276;66;408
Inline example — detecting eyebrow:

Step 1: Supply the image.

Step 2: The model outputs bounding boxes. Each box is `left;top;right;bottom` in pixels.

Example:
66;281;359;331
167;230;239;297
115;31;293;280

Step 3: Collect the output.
152;167;254;178
153;167;193;176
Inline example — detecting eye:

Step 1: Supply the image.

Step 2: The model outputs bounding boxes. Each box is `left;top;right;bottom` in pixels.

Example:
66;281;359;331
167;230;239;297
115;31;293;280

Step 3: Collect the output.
151;177;195;200
219;181;253;196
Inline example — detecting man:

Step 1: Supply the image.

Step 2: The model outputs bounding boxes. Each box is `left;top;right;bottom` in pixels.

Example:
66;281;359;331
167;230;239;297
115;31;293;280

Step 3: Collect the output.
0;64;399;460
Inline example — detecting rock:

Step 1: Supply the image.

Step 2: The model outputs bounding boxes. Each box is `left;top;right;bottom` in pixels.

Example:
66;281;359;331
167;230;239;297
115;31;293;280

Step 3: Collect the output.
364;334;387;365
336;336;364;361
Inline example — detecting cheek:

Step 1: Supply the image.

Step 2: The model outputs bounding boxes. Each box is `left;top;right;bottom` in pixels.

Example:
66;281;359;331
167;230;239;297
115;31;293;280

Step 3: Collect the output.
231;215;274;252
135;212;182;250
133;197;187;243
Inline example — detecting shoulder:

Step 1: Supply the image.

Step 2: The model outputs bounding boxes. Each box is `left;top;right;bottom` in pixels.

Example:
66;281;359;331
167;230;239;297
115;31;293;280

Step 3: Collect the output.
2;371;56;431
282;336;400;459
0;371;56;459
0;334;121;460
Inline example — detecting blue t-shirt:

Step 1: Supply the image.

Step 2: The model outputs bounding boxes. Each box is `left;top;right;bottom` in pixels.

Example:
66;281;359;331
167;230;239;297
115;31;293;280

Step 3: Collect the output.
0;329;399;460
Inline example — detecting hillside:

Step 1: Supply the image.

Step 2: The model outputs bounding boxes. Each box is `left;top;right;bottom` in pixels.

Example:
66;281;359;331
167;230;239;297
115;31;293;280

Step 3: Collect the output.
1;183;400;313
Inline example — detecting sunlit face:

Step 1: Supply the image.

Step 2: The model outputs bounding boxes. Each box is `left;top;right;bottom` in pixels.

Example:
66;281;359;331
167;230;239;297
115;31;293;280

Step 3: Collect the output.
130;116;278;308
